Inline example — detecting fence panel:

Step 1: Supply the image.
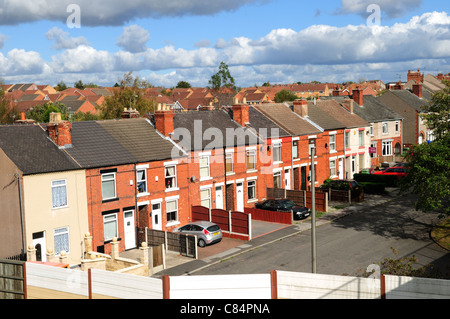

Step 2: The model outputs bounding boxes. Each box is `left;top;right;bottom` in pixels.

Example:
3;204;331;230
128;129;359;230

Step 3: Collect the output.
245;207;292;225
146;229;196;258
268;188;328;212
90;268;162;299
25;262;89;299
0;259;25;299
276;270;380;299
169;274;271;299
384;275;450;299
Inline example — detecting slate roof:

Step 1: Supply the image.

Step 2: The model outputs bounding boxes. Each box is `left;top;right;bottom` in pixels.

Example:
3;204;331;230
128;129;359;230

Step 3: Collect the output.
286;101;345;131
254;103;322;136
352;95;403;123
172;110;262;151
98;118;182;162
314;98;370;128
383;90;429;112
0;124;80;175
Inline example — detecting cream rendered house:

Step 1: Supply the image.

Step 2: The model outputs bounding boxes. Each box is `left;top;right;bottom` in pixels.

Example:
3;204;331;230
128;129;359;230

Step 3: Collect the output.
0;123;89;266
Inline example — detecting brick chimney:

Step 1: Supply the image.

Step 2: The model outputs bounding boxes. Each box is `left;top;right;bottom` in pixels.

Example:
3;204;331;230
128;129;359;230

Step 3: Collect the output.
154;103;175;137
121;108;140;119
342;99;354;114
232;101;249;127
412;83;422;98
47;112;72;148
332;90;343;96
293;99;308;117
352;89;363;106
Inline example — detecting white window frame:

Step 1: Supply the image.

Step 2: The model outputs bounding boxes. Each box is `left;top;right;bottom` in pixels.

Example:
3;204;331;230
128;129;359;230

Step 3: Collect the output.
395;121;400;133
382;140;393;156
330;159;337;178
382;122;389;134
101;173;117;201
292;140;299;159
329;133;336;152
199;155;211;180
273;142;282;163
51;179;68;209
246;149;257;172
200;187;211;209
164;165;178;191
166;199;179;225
225;152;234;174
247;180;257;202
345;132;350;148
103;213;118;241
136;168;148;196
358;130;364;147
273;171;282;188
54;226;69;255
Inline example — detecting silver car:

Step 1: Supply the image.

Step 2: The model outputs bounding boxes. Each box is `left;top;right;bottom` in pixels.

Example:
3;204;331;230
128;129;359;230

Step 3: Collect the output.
174;221;223;247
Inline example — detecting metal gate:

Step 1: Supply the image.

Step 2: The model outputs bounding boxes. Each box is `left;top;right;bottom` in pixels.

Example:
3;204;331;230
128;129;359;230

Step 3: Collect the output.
0;259;26;299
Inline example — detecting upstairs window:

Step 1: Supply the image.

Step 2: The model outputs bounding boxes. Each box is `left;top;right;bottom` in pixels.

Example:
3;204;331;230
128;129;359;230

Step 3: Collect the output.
273;143;281;163
199;156;210;179
246;150;256;171
136;169;147;194
165;165;177;189
52;179;68;208
101;173;116;200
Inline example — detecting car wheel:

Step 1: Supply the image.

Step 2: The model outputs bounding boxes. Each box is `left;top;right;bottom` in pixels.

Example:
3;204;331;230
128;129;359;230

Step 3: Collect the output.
198;239;206;247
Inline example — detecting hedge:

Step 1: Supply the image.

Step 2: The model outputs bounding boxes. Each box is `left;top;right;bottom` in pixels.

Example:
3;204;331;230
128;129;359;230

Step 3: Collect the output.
353;173;398;187
359;182;386;194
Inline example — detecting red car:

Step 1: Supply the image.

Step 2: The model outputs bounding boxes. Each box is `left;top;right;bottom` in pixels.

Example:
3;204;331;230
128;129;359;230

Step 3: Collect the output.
373;166;408;179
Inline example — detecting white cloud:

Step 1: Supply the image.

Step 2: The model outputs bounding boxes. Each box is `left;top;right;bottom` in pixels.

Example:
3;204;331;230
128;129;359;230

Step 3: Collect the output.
0;49;47;76
46;27;89;50
0;0;264;26
116;25;150;53
0;33;5;49
50;45;115;73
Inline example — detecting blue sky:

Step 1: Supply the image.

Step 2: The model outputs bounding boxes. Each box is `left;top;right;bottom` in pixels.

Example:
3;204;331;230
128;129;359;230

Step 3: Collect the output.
0;0;449;88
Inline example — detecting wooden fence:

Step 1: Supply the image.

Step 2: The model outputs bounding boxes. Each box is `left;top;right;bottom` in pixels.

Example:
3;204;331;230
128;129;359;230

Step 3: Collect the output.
267;188;328;212
16;262;450;299
245;207;292;225
145;228;197;259
0;259;25;299
192;206;252;241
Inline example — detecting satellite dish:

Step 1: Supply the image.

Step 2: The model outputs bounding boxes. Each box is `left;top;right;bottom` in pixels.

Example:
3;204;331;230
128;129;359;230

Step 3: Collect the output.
190;176;196;182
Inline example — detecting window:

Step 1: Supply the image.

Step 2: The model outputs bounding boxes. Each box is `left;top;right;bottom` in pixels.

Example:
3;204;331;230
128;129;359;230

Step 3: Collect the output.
358;131;364;147
200;188;211;208
370;124;374;136
225;153;233;173
247;180;256;201
199;156;210;179
136;169;147;194
54;227;69;255
330;159;337;177
382;141;393;156
166;200;178;223
382;122;389;134
370;142;377;158
103;213;118;241
273;171;282;188
292;140;299;159
273;143;281;162
359;154;365;170
52;179;68;208
395;121;400;133
246;150;256;171
345;132;350;148
165;165;177;189
329;134;336;152
102;173;116;200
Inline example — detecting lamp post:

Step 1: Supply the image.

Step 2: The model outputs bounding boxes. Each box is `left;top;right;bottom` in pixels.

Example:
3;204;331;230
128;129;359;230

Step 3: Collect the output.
310;141;317;273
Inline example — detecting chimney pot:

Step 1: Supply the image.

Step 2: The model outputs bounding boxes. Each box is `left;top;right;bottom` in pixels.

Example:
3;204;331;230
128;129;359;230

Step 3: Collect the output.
412;83;422;98
47;113;71;147
232;102;249;126
352;89;363;106
293;99;308;117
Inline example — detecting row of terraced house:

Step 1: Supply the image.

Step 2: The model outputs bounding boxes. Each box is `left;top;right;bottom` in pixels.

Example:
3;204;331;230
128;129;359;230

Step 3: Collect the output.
0;82;436;266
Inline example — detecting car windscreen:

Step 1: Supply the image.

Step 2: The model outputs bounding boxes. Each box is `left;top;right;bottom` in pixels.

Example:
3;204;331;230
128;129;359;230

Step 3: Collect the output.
207;225;220;232
280;200;296;208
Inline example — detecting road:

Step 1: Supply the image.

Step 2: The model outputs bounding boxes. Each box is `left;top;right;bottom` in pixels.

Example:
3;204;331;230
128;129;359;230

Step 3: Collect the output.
191;193;450;277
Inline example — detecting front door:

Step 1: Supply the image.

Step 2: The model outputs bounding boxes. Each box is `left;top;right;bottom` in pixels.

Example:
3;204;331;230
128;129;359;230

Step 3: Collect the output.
236;182;244;212
215;185;223;209
152;203;162;231
284;168;291;190
301;166;307;190
32;231;46;262
124;210;136;250
338;158;344;179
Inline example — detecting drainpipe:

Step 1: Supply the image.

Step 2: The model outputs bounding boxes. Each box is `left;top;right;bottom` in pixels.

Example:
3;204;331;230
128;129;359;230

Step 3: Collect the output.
16;170;26;257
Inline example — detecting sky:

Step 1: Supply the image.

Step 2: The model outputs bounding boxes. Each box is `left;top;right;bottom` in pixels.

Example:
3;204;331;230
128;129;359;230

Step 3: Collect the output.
0;0;449;88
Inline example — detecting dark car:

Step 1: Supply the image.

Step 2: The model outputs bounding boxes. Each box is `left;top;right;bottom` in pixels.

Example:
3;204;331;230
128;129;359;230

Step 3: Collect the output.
320;179;361;193
255;199;311;220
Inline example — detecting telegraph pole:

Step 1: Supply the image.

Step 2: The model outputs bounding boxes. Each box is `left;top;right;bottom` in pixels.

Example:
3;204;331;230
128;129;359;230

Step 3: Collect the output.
310;144;317;273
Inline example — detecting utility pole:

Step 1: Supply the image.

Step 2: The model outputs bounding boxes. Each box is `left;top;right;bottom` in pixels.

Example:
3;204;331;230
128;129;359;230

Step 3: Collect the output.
310;144;317;273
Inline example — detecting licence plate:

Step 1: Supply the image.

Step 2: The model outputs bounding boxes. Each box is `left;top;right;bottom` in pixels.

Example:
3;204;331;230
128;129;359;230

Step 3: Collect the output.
213;232;219;236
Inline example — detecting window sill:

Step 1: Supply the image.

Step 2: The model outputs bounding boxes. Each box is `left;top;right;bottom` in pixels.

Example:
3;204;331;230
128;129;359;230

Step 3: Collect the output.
200;176;213;182
247;198;258;203
166;221;180;227
52;205;69;210
102;198;119;204
137;192;150;198
246;169;257;174
165;187;179;193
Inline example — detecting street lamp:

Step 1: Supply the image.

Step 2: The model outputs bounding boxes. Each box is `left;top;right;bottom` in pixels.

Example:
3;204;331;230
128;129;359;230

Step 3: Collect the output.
309;139;317;273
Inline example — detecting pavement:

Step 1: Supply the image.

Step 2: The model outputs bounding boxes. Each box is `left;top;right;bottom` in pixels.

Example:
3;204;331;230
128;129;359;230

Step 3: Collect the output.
121;189;399;278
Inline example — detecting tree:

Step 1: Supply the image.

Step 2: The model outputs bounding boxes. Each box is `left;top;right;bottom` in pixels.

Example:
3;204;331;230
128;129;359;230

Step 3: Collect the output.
26;102;69;123
421;80;450;139
74;80;85;90
55;81;67;91
274;89;298;103
100;71;155;119
208;61;235;90
0;89;18;124
176;81;191;89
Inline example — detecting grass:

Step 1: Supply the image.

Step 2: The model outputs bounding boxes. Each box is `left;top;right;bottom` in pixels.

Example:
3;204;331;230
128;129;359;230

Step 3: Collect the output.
431;218;450;250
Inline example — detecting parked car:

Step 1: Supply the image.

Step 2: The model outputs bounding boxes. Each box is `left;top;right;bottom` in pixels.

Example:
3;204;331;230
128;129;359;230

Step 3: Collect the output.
320;179;362;193
255;199;311;220
373;166;408;180
173;221;222;247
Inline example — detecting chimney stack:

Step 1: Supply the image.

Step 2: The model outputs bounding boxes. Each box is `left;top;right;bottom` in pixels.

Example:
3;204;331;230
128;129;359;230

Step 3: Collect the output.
342;99;354;114
332;90;343;97
47;112;72;148
352;89;363;106
154;104;175;137
121;108;140;119
14;112;35;125
293;99;308;117
412;83;422;98
232;101;249;127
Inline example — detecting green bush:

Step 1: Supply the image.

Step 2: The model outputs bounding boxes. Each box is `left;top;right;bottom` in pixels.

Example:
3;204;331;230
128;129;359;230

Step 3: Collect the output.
353;173;398;187
359;182;386;194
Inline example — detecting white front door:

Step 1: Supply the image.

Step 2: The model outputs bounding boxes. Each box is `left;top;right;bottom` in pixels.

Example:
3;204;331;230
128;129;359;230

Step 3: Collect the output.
152;203;162;231
32;231;46;262
236;182;244;212
338;158;344;179
215;185;223;209
284;169;291;190
124;210;136;250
